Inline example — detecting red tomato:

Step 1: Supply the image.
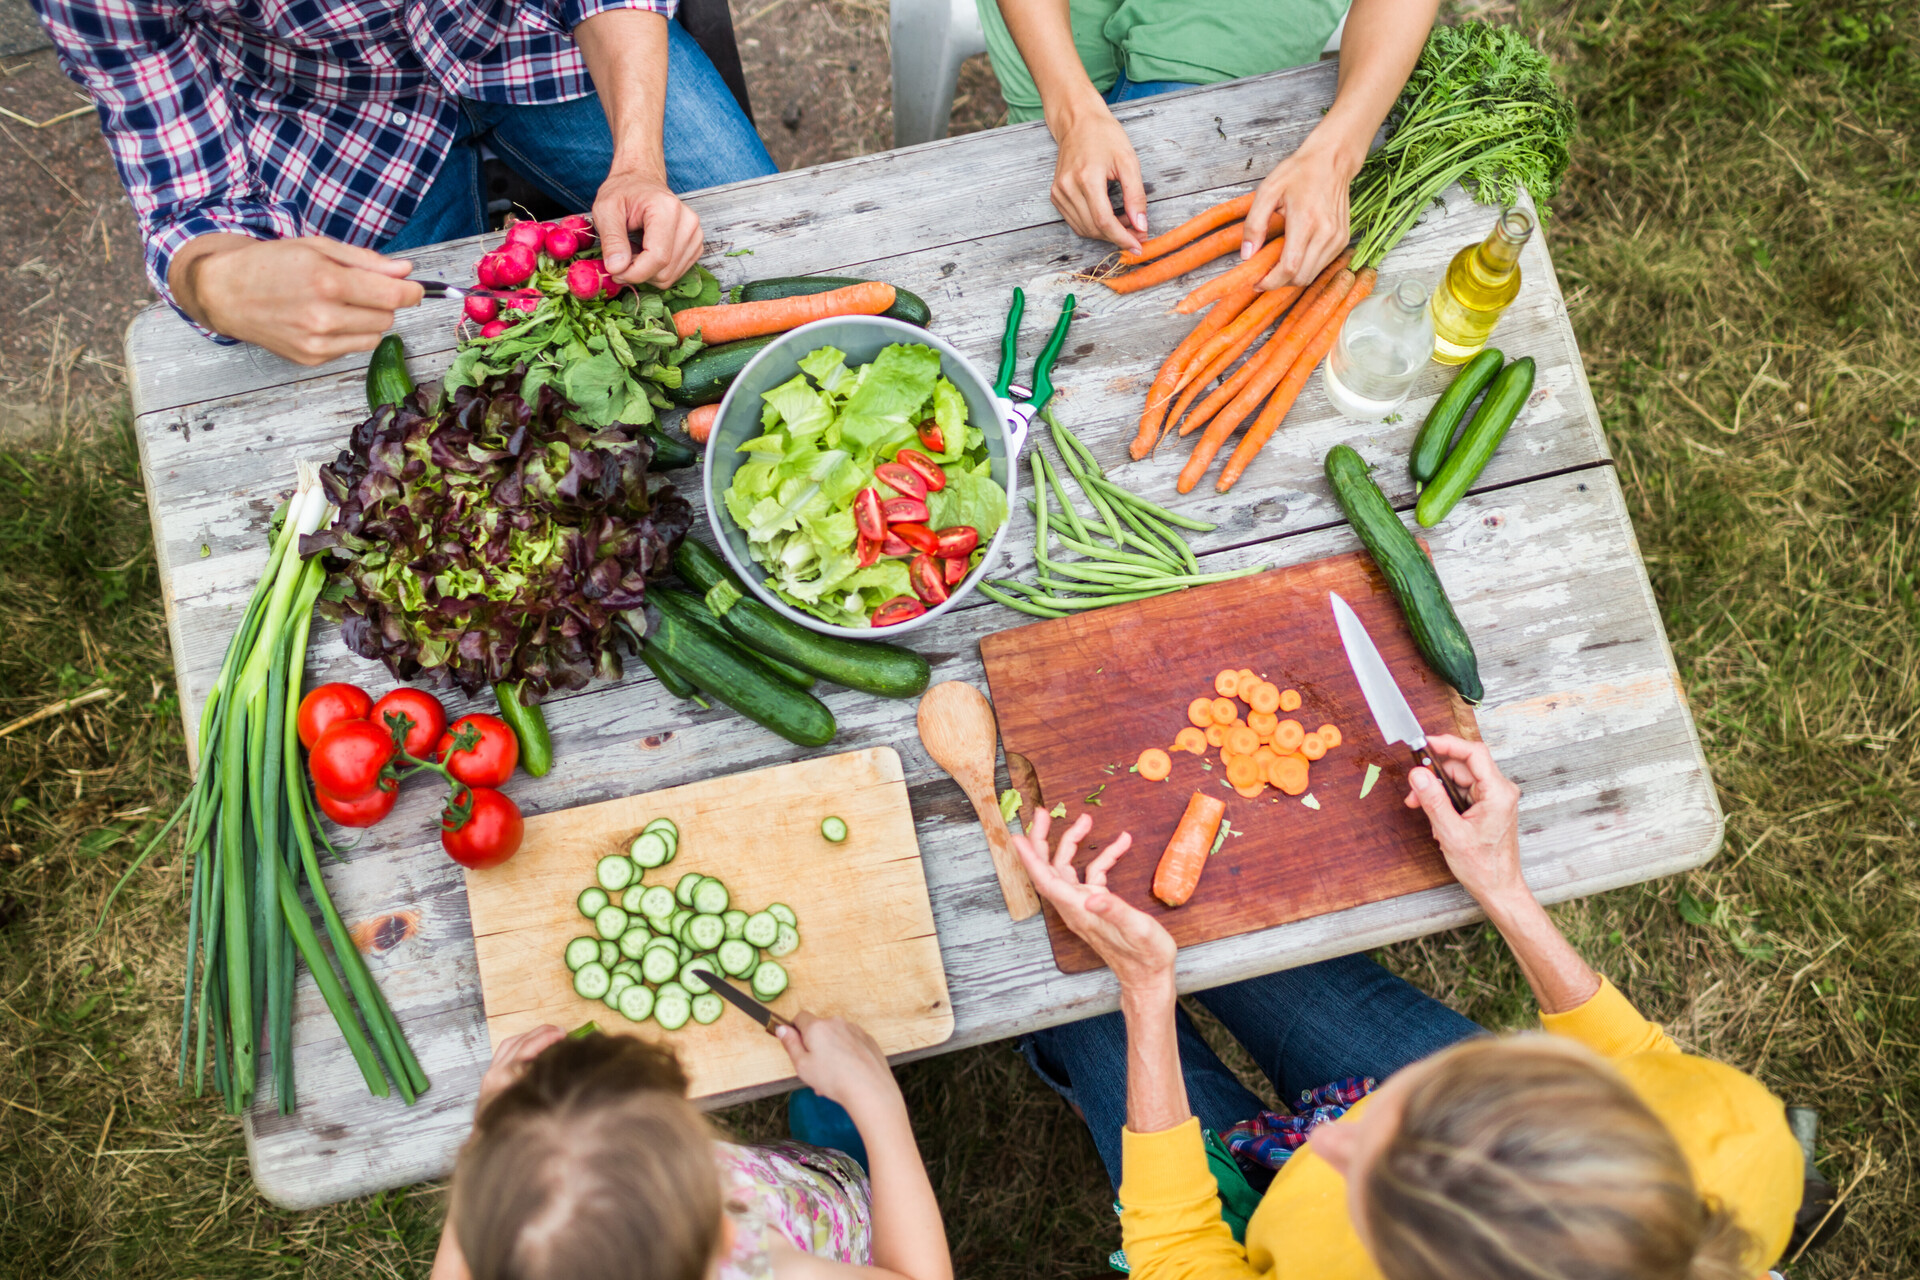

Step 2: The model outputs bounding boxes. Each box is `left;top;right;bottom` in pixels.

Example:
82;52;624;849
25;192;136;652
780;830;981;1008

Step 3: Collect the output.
441;787;524;869
882;495;930;525
870;595;927;627
874;461;928;501
910;553;950;604
313;781;397;828
890;522;940;554
896;448;946;492
916;420;946;454
935;525;979;558
369;687;446;757
943;554;969;587
296;683;372;750
855;533;882;568
880;531;913;558
435;713;519;788
309;719;396;798
852;487;886;541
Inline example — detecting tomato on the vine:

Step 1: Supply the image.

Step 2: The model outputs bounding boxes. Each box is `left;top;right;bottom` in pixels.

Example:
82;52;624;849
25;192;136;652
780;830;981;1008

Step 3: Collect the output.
435;714;519;788
370;687;446;757
296;683;371;749
309;719;396;798
441;787;524;869
313;781;397;828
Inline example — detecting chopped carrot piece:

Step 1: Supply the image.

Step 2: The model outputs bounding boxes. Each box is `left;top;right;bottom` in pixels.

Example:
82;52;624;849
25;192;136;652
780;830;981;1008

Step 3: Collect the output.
1300;733;1327;761
1269;755;1309;795
1226;756;1262;788
1173;727;1209;755
1188;698;1217;729
1252;745;1277;766
1317;724;1342;749
1226;725;1259;757
1152;791;1227;907
1272;719;1305;753
1248;682;1281;714
1214;669;1241;697
1138;748;1173;781
1234;782;1267;799
1247;710;1278;737
1278;689;1301;712
1210;697;1239;725
1205;724;1227;748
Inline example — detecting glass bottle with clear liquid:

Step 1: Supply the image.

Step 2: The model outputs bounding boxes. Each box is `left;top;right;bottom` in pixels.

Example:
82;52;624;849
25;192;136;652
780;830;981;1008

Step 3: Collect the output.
1320;276;1435;420
1429;207;1534;364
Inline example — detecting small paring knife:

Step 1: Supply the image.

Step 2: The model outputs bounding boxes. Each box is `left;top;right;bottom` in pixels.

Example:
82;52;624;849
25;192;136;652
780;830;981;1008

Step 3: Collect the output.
409;279;474;300
689;966;791;1034
1329;591;1475;815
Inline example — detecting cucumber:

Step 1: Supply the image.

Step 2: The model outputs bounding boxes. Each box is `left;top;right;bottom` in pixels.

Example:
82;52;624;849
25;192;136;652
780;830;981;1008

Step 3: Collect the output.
639;423;699;470
620;884;648;914
730;277;933;328
820;815;848;843
691;878;730;916
598;940;619;968
643;817;680;843
596;854;636;892
654;589;816;690
750;960;789;1001
617;926;652;960
674;871;706;908
629;830;672;868
769;923;800;958
639;885;676;920
687;913;726;951
594;904;629;940
722;909;748;940
493;681;553;778
612;959;643;980
653;989;692;1031
603;972;635;1008
717;938;757;977
680;957;715;994
1415;358;1534;528
639;639;708;707
767;903;797;928
647;604;837;747
572;961;611;1001
640;945;680;984
366;333;414;412
1410;348;1503;485
743;911;778;948
666;336;778;407
617;984;655;1023
682;578;931;703
1324;445;1482;704
564;937;600;972
577;886;609;919
690;992;725;1025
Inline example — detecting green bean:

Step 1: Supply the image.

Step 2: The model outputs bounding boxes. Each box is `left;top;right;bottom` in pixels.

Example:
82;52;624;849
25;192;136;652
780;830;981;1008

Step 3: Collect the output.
1110;498;1199;573
1040;558;1166;584
1045;407;1106;479
1049;532;1178;570
1013;585;1188;610
1036;451;1090;544
1088;474;1217;532
980;581;1068;617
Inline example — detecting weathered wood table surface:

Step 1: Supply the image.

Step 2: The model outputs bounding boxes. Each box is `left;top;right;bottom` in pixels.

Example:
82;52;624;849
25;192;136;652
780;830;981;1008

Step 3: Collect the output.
127;61;1719;1209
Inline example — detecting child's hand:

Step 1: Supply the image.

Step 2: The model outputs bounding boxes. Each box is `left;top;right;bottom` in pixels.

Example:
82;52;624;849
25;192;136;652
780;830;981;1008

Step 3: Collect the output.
775;1012;902;1119
476;1024;565;1110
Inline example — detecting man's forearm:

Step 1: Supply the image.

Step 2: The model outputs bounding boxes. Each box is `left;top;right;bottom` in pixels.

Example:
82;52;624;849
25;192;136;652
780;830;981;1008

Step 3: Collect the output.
997;0;1105;134
1121;978;1189;1133
1307;0;1441;174
573;9;670;179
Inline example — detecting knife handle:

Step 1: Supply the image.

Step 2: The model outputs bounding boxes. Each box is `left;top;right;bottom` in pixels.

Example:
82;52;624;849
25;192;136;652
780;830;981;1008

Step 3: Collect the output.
1411;746;1474;814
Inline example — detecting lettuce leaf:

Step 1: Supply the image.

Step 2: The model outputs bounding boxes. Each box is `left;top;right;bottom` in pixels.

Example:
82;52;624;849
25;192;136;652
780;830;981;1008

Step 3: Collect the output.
927;459;1009;542
835;344;939;455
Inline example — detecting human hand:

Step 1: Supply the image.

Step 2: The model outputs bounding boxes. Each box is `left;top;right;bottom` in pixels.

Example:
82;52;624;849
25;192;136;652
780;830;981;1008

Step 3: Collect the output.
593;166;702;288
1048;100;1147;254
774;1012;903;1120
1011;810;1175;993
1241;138;1358;288
172;234;424;365
475;1023;566;1111
1404;734;1527;906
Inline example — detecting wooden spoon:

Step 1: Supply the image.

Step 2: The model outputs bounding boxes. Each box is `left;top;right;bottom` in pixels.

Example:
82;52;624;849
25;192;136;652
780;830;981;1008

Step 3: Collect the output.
917;681;1041;921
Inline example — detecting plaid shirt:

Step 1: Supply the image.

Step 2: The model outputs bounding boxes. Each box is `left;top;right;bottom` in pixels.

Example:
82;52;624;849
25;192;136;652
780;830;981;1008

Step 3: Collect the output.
33;0;673;317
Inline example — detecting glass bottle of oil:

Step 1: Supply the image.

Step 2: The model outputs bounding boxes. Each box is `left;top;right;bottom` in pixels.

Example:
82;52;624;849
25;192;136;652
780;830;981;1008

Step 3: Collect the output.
1429;207;1534;364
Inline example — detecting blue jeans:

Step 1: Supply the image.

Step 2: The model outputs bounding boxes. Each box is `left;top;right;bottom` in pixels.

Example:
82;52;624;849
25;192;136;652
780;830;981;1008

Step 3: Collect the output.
383;20;775;252
1022;953;1482;1190
1104;68;1192;105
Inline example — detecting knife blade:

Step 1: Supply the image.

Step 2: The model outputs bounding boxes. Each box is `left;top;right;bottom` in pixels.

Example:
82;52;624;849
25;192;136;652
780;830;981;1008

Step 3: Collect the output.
689;966;790;1033
1329;592;1474;814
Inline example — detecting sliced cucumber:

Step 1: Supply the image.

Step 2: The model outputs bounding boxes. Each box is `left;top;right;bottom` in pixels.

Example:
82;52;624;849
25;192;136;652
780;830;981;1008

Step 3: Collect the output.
639;885;676;921
691;878;729;916
674;872;706;908
594;904;629;940
677;940;693;964
597;940;619;968
620;884;649;914
577;886;609;919
655;980;690;1004
604;972;636;1007
596;854;636;892
618;926;652;960
680;958;715;994
722;909;748;940
617;984;655;1023
768;923;800;958
820;816;848;843
717;938;757;977
640;945;680;984
743;911;778;948
670;907;694;937
573;961;612;1000
687;913;726;951
564;936;601;971
750;960;789;1001
612;959;643;981
767;903;797;928
629;831;672;868
690;993;724;1025
643;817;680;844
653;990;692;1031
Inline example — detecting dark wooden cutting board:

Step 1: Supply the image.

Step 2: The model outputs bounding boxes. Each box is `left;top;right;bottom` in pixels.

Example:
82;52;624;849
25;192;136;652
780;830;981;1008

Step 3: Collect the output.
979;549;1479;974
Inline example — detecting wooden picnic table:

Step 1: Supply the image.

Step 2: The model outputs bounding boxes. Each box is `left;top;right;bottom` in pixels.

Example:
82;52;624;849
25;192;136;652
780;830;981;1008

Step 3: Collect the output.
127;60;1719;1210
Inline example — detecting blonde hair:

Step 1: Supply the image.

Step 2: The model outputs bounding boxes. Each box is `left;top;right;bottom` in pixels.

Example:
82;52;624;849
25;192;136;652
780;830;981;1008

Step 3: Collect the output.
1362;1035;1753;1280
452;1033;724;1280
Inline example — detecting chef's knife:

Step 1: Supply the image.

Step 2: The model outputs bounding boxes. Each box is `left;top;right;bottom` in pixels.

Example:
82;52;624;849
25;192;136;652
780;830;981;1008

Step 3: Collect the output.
689;966;791;1033
1329;592;1474;814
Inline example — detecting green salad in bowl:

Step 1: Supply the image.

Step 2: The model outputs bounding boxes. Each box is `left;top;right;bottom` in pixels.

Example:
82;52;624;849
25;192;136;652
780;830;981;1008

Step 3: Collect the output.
720;342;1009;629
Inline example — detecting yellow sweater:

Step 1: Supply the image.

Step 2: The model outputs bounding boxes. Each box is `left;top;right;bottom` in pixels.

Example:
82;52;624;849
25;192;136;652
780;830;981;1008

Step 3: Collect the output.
1117;978;1800;1280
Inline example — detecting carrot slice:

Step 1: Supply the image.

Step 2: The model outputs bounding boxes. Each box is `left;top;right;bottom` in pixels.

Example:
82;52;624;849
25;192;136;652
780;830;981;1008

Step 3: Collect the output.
1226;756;1261;788
1234;671;1261;700
1187;697;1216;728
1252;745;1278;766
1138;748;1173;781
1273;719;1305;752
1217;267;1378;492
1120;193;1254;266
1278;689;1302;712
1173;727;1209;755
1300;733;1327;761
1238;668;1256;682
1226;725;1259;757
1206;724;1227;748
673;281;895;342
1249;682;1280;714
1153;790;1228;907
1101;214;1282;294
1210;697;1239;724
1269;755;1309;795
1317;724;1342;749
1234;781;1267;800
1248;710;1278;737
1176;234;1287;314
1130;289;1257;460
1213;669;1241;697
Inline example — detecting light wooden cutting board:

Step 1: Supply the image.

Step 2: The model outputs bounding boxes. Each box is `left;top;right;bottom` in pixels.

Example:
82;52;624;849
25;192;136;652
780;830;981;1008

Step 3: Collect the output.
465;746;953;1100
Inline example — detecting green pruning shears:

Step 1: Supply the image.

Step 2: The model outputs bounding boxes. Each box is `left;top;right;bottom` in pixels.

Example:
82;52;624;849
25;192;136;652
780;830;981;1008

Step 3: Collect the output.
992;287;1076;453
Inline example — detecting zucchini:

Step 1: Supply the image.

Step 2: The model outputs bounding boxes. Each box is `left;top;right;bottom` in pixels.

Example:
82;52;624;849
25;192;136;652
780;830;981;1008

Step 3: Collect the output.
667;336;777;407
1409;348;1503;486
653;588;816;690
639;423;699;470
729;276;933;328
1416;358;1534;528
1323;445;1482;704
675;540;931;698
493;682;553;778
366;333;414;412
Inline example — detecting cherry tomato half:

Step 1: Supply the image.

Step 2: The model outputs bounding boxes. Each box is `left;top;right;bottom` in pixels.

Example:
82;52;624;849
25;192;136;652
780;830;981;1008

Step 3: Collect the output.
313;781;397;828
890;522;940;554
916;420;946;454
855;533;882;568
882;495;930;525
935;525;979;558
896;448;946;492
308;719;396;799
870;595;928;627
873;461;928;502
943;554;969;587
441;786;525;869
296;682;372;750
435;713;519;789
369;687;446;757
852;487;886;541
910;553;950;604
880;531;913;558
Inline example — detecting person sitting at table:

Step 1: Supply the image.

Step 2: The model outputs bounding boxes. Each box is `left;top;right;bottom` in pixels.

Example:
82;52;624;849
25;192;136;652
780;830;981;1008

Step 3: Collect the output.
31;0;776;365
981;0;1437;288
428;1015;953;1280
1011;733;1802;1280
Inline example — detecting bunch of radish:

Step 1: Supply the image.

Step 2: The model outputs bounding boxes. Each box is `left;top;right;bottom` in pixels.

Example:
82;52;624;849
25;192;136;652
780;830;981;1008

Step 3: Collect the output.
464;214;617;337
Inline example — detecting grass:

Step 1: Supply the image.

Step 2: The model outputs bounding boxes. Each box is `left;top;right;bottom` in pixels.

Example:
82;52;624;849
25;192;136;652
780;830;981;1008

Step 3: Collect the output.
2;0;1917;1273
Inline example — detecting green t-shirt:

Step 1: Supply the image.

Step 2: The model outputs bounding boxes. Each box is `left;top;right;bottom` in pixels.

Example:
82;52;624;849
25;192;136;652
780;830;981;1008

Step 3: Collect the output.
978;0;1348;123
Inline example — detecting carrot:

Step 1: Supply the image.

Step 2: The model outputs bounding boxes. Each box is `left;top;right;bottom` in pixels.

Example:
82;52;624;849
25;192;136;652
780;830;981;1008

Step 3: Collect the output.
1187;698;1217;729
1300;733;1327;761
1176;235;1287;314
1130;288;1258;460
1317;724;1342;749
1173;727;1209;755
1138;748;1173;781
1101;214;1282;295
1205;724;1227;748
1152;790;1228;907
1119;193;1254;266
1273;719;1305;753
685;402;720;445
672;281;895;342
1217;267;1379;492
1234;671;1261;700
1172;329;1280;438
1226;756;1262;789
1177;285;1300;394
1226;725;1259;757
1247;710;1278;737
1235;782;1267;800
1252;745;1278;767
1175;255;1354;493
1212;669;1240;697
1278;689;1302;712
1269;755;1309;796
1209;697;1239;725
1249;682;1281;714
